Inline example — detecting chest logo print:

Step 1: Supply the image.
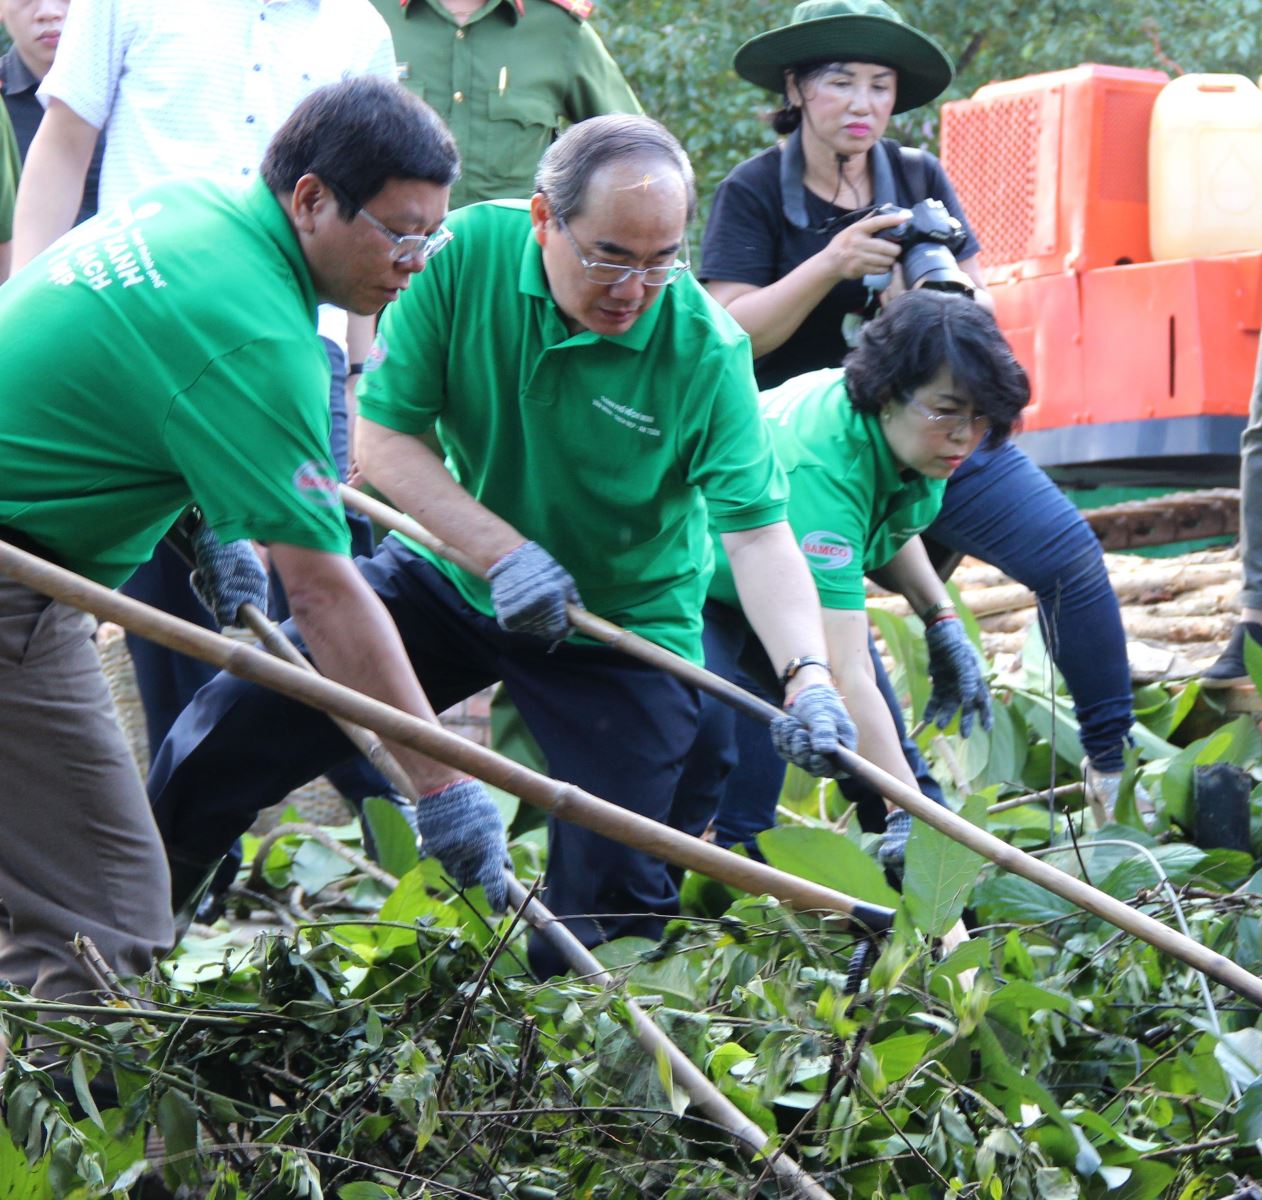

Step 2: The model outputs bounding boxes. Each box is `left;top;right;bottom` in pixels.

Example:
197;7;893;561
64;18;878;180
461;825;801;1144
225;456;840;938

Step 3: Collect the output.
801;530;853;571
592;396;661;438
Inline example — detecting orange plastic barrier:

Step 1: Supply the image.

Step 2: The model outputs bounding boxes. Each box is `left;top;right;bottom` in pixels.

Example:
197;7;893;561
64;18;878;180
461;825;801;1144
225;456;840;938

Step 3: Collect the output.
941;64;1167;283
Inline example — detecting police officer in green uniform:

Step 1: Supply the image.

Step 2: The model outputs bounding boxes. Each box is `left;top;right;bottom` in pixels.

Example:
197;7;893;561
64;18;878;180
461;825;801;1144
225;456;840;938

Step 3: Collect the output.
370;0;641;208
149;114;859;979
0;79;508;1003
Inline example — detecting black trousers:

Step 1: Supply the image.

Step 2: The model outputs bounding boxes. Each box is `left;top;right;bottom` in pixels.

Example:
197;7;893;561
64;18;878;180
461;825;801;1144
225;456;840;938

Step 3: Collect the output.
148;538;701;977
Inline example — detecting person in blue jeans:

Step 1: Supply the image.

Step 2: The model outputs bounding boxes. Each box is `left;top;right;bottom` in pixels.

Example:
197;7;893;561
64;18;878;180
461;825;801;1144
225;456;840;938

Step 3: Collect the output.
673;293;1029;865
696;0;1138;829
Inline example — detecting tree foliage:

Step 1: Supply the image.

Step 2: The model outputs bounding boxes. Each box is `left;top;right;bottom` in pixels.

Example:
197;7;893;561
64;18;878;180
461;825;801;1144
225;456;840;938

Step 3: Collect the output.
593;0;1262;234
3;612;1262;1197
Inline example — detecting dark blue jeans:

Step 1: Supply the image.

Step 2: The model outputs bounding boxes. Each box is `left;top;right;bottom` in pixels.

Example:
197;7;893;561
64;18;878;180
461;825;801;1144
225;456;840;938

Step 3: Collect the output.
926;440;1133;772
148;540;701;978
673;601;945;858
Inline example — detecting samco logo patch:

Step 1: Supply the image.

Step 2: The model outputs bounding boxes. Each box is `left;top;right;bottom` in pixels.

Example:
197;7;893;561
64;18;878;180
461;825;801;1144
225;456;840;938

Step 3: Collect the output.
292;460;341;508
364;334;387;373
801;530;853;571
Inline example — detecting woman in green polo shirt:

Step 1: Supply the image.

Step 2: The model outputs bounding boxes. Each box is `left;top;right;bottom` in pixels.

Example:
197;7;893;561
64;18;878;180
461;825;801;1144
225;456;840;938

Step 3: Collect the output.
685;290;1028;866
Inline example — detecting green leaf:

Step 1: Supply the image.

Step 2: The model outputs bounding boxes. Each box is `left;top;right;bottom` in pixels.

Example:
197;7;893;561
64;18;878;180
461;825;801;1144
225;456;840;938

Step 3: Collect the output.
871;1032;932;1083
362;796;419;881
338;1185;397;1200
1105;1162;1176;1200
157;1088;199;1166
290;838;354;897
1236;1075;1262;1143
1098;844;1206;900
707;1041;754;1080
756;826;900;908
973;872;1077;925
1214;1027;1262;1088
654;1044;689;1116
904;794;987;936
1246;624;1262;693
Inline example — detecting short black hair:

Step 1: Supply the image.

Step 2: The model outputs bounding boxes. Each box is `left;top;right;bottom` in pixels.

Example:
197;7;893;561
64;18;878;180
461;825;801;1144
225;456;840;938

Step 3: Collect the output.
534;114;697;224
261;78;460;220
844;290;1029;439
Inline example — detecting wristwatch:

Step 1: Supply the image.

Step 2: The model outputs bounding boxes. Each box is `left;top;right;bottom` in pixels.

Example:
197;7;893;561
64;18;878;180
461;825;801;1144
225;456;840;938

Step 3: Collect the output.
779;655;833;687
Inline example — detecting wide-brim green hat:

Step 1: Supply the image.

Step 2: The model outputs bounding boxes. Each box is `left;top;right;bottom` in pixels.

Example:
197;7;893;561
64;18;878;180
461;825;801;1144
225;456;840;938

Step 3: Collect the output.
733;0;954;114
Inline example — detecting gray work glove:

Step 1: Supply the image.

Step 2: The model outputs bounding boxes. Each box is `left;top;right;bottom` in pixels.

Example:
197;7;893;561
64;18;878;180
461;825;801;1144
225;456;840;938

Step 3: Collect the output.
415;778;509;911
486;540;582;642
188;523;269;628
923;617;993;737
769;684;859;777
878;809;913;869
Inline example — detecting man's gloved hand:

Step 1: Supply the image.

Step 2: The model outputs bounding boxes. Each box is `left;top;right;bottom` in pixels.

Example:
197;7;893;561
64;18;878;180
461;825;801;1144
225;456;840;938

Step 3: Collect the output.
188;523;269;628
415;777;509;911
923;617;992;737
486;541;582;642
769;684;859;777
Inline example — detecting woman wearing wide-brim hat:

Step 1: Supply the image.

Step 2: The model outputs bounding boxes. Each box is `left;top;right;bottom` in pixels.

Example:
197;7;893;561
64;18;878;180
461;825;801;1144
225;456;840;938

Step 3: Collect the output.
690;0;1145;850
704;0;988;389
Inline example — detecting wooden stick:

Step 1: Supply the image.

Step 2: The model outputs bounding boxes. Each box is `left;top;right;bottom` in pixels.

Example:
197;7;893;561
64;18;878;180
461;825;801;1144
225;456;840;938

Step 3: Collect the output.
0;541;891;934
242;597;835;1198
337;488;1262;1008
503;874;834;1200
988;783;1084;817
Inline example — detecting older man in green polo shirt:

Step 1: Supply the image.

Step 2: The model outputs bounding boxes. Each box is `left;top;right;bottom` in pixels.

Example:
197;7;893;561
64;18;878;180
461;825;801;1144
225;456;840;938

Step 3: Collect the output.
0;78;508;1003
149;114;857;978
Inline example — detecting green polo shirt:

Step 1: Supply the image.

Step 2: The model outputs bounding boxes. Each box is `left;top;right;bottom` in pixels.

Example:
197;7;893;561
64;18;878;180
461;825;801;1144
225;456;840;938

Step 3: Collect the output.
710;369;946;612
357;199;786;662
370;0;640;208
0;177;349;587
0;103;18;241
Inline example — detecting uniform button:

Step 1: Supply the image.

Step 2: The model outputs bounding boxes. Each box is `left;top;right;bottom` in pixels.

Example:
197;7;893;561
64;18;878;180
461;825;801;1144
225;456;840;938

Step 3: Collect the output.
241;167;250;175
253;63;262;71
455;28;465;38
453;90;464;102
245;114;256;124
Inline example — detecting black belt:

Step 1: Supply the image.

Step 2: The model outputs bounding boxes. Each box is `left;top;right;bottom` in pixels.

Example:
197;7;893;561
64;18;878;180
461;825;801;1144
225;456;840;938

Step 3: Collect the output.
0;523;61;565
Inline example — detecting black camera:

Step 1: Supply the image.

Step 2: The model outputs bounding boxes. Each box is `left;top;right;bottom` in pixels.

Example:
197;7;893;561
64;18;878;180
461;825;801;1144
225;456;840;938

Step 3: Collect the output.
865;199;974;295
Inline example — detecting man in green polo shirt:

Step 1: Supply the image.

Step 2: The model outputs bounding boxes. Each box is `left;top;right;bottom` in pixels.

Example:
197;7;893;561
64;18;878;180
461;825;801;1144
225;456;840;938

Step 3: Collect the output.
149;113;857;978
0;78;508;1004
372;0;640;209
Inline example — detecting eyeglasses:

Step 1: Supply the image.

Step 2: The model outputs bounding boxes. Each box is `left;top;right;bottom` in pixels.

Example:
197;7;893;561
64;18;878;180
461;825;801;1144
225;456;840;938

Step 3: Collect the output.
554;216;690;287
903;393;991;440
356;207;455;265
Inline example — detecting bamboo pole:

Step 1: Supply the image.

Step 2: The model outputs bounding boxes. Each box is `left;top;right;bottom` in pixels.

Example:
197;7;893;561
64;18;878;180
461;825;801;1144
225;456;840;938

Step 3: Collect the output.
0;540;891;934
504;874;834;1200
338;488;1262;1008
240;607;836;1199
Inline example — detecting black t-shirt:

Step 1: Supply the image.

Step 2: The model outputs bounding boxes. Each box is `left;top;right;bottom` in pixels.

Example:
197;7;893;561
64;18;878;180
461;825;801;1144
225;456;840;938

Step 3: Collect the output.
700;136;979;389
1;47;102;226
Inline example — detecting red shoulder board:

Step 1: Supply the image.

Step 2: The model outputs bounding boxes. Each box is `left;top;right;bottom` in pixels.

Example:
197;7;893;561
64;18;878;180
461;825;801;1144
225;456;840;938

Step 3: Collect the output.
540;0;593;19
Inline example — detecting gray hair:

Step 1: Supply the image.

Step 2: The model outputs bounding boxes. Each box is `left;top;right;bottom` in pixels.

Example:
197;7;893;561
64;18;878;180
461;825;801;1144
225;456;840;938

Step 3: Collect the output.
533;114;697;223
